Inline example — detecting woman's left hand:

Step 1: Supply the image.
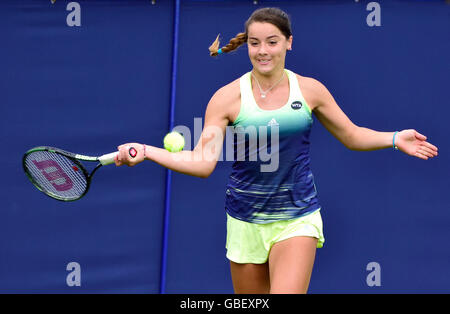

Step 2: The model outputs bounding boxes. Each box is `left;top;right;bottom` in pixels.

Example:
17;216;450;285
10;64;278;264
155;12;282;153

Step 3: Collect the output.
395;129;438;160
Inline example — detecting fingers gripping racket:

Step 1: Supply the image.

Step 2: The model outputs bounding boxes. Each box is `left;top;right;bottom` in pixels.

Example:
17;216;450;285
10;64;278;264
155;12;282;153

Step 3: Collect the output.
23;146;137;201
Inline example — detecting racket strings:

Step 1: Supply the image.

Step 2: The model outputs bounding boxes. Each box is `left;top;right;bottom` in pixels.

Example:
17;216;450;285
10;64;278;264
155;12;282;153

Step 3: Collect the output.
24;151;88;200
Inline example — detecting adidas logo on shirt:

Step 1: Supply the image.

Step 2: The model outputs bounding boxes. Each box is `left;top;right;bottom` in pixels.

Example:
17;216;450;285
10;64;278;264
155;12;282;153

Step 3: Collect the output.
268;118;279;127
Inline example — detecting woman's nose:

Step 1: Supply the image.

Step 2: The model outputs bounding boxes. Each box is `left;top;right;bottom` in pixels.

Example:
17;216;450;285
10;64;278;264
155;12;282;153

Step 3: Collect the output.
257;43;268;55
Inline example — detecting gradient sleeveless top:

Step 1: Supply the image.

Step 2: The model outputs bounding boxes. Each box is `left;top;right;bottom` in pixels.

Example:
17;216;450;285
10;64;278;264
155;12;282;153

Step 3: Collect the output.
225;69;321;224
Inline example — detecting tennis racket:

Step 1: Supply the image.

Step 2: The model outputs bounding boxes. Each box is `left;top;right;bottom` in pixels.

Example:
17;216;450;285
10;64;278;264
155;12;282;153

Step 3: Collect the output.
23;146;137;201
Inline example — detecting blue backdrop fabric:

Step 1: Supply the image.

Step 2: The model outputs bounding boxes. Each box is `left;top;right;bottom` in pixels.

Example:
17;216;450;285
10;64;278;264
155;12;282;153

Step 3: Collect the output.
0;0;449;293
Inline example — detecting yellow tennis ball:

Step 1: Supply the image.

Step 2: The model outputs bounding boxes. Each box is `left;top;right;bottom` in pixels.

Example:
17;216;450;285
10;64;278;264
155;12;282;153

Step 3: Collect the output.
164;131;185;152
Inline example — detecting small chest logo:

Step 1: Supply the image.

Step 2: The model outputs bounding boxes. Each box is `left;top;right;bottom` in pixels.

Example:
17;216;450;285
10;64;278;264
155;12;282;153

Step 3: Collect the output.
268;118;279;127
291;101;303;110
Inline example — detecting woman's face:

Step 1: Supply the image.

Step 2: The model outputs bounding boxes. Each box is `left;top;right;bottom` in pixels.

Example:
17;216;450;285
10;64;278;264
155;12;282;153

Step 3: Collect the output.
247;22;292;76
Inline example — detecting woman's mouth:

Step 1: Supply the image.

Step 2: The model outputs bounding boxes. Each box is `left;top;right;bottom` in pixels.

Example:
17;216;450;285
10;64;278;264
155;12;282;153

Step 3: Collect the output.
257;59;271;66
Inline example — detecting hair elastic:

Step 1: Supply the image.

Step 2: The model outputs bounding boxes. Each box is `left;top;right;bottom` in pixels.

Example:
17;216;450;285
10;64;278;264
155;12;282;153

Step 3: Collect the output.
217;48;223;55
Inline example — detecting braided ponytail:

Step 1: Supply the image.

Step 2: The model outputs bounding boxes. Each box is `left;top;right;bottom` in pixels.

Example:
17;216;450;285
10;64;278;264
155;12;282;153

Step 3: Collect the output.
209;33;247;57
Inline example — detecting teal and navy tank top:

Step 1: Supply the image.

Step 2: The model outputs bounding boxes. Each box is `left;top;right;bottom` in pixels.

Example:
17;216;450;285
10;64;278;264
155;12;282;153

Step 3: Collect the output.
225;69;321;224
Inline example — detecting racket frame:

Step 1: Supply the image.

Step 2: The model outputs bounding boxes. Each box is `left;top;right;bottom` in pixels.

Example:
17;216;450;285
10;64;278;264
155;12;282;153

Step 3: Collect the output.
23;146;105;202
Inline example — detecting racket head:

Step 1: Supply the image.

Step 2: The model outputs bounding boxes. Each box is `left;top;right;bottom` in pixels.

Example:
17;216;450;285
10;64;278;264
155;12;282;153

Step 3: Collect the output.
23;146;91;201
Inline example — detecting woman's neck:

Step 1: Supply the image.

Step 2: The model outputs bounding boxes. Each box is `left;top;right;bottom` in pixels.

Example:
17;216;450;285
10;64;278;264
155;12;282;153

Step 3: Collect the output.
251;68;285;87
251;68;286;91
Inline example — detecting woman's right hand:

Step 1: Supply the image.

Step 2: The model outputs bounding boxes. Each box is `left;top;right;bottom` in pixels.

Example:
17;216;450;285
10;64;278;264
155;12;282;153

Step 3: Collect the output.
114;143;146;167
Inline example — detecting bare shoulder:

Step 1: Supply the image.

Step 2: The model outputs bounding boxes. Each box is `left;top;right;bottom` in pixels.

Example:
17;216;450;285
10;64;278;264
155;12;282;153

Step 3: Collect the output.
294;73;330;111
207;77;241;123
212;77;240;103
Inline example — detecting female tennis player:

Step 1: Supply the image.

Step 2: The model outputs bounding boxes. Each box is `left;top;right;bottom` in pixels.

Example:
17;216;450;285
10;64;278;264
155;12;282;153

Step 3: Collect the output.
115;8;438;294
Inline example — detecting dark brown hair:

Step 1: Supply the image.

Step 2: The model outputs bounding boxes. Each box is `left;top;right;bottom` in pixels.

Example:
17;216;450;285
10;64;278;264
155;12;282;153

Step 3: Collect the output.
209;7;292;57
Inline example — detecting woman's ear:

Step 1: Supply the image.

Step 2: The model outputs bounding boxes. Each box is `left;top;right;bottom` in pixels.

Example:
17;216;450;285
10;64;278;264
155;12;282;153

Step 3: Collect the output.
287;35;293;51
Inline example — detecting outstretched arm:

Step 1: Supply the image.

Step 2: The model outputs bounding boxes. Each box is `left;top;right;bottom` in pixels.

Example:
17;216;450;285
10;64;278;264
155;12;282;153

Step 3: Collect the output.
114;86;232;177
307;78;438;159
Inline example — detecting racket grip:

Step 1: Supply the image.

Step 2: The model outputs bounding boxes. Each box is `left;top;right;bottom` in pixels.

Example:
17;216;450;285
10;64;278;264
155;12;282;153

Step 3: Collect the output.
98;152;119;166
